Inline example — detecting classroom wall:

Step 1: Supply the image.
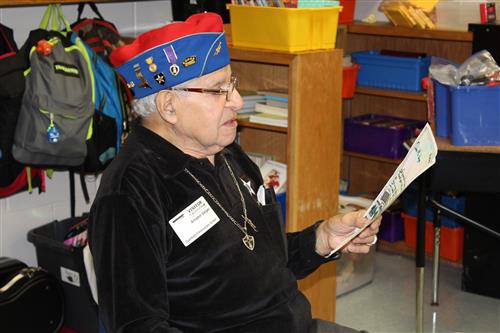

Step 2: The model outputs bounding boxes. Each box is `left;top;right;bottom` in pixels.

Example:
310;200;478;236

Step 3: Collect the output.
354;0;500;30
354;0;388;23
0;1;173;266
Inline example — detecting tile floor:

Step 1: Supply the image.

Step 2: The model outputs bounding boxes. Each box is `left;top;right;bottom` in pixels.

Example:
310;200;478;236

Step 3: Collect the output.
336;251;500;333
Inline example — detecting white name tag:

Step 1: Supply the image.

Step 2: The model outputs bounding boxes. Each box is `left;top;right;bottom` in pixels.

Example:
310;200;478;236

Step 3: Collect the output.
169;196;220;247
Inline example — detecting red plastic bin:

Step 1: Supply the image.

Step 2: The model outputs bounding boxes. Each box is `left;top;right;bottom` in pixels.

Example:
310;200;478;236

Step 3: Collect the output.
342;64;359;99
339;0;356;24
402;213;464;262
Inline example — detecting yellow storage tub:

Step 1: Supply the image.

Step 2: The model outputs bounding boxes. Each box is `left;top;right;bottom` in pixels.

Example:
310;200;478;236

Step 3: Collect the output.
227;5;342;52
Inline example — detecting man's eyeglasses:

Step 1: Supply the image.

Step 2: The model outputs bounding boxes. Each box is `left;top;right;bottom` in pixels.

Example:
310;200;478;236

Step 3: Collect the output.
167;76;238;101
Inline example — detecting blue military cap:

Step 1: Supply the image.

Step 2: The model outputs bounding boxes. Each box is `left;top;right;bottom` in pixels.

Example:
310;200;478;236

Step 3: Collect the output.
110;12;230;99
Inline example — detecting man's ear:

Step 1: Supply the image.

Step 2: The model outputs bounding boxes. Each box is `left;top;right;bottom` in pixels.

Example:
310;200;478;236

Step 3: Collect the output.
156;90;177;124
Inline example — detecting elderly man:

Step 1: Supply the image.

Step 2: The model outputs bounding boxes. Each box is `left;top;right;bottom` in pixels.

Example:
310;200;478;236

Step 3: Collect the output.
89;12;380;333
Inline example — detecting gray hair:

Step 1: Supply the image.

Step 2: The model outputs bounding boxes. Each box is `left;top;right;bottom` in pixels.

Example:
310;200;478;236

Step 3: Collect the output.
131;93;158;118
130;78;197;118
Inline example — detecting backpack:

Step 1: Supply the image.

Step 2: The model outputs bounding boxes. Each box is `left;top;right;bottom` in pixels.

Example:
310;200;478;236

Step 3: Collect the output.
0;23;23;186
0;24;45;198
12;5;95;167
71;34;126;160
71;2;125;63
0;23;16;59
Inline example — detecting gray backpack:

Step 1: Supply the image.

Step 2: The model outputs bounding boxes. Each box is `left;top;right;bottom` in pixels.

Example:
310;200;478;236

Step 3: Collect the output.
12;5;94;167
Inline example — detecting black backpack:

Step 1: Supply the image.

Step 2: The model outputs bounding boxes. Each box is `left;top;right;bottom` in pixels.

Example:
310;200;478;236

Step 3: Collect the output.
0;23;23;187
71;2;125;63
0;24;45;198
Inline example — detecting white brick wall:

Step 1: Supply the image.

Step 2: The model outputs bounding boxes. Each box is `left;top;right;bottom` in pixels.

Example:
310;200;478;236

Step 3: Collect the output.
0;0;173;266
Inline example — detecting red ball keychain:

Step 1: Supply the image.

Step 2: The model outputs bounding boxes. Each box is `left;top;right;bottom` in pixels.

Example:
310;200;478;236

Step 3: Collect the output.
36;39;54;56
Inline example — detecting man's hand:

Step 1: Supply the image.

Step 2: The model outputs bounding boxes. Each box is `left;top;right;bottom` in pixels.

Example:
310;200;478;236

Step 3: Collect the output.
315;210;382;256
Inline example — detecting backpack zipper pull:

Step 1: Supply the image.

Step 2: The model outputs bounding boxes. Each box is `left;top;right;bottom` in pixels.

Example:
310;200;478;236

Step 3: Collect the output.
47;113;60;143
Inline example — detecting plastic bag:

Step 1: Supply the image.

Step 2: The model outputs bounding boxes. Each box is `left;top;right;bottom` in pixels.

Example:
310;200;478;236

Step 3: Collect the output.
429;50;500;86
456;50;500;85
428;56;459;85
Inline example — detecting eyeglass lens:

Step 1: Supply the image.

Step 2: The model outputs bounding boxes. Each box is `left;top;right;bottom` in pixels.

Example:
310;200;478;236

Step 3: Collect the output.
226;77;238;101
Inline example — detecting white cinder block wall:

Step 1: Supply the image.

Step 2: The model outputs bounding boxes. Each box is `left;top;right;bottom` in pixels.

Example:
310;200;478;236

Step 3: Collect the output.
0;0;173;266
354;0;388;23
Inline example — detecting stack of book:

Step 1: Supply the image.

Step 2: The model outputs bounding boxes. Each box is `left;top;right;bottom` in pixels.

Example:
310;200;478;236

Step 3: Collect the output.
231;0;297;7
248;89;288;128
238;90;266;120
231;0;338;7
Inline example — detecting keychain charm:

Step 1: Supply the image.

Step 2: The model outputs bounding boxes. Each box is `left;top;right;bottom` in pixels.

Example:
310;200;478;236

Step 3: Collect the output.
47;113;60;143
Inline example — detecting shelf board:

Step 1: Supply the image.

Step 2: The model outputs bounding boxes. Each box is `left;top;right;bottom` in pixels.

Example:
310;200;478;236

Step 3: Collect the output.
377;240;415;257
228;46;294;65
436;137;500;154
237;120;288;133
228;45;339;65
356;86;427;101
347;22;473;42
344;150;403;165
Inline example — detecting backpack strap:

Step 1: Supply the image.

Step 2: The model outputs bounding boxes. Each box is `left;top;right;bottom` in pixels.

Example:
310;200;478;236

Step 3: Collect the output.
26;167;32;193
79;172;90;204
0;24;17;59
116;74;131;141
77;2;105;21
71;170;91;216
54;4;72;33
40;4;72;33
69;169;76;218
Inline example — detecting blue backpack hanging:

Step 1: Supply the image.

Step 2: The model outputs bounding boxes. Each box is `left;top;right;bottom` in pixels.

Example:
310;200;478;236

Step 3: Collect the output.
72;34;123;155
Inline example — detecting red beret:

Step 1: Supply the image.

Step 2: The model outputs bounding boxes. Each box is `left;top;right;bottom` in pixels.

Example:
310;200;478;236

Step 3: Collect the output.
110;12;224;67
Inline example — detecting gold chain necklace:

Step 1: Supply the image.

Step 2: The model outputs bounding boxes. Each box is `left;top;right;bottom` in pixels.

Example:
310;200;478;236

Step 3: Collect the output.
184;156;257;251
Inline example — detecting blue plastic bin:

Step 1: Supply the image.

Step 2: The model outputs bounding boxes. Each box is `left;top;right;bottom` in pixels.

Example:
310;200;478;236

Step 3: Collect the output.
402;187;465;228
450;85;500;146
434;80;451;138
352;51;431;91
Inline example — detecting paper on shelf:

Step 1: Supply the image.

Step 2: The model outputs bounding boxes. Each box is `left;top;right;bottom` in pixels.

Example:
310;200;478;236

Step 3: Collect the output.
328;123;438;256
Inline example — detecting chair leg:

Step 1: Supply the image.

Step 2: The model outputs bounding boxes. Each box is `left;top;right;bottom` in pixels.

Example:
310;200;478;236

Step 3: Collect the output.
431;194;442;306
416;175;427;333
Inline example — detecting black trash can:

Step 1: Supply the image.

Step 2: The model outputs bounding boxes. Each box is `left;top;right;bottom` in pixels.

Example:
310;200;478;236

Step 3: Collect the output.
27;215;99;333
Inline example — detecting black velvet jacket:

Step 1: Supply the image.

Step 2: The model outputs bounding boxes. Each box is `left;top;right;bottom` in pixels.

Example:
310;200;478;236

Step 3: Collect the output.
89;125;339;333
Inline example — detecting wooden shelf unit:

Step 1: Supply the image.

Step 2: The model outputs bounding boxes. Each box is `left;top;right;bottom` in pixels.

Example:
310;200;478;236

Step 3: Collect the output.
347;22;473;42
342;22;473;194
355;86;427;102
230;46;342;322
237;120;288;134
344;151;402;165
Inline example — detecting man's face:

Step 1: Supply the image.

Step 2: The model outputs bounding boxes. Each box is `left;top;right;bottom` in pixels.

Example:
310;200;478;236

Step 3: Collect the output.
171;66;243;156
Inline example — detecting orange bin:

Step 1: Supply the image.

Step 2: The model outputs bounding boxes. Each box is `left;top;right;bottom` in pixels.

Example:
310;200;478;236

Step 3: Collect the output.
339;0;356;24
342;64;359;99
402;213;464;262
